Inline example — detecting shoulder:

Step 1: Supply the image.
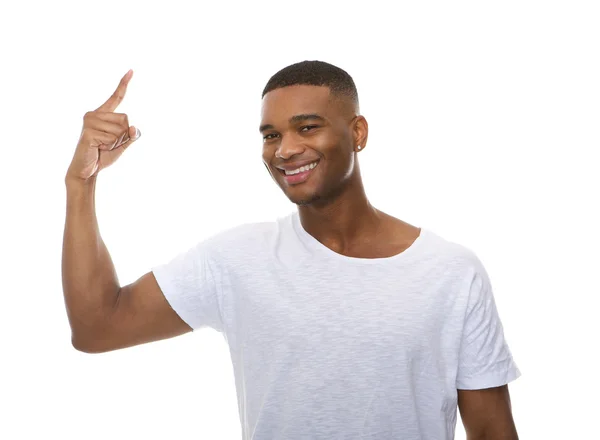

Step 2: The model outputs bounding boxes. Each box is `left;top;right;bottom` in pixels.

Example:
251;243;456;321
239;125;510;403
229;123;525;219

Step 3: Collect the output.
421;228;490;284
209;215;288;245
422;229;481;264
199;212;292;258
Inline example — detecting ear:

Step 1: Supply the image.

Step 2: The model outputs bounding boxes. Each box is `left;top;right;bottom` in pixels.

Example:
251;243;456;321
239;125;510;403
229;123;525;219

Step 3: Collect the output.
353;115;368;152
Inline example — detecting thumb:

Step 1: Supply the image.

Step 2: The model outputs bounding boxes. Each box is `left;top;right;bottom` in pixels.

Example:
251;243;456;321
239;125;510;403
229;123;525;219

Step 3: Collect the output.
115;126;141;151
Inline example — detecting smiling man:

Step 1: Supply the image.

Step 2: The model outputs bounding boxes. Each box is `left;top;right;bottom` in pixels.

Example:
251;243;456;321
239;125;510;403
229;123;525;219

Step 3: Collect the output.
63;61;521;439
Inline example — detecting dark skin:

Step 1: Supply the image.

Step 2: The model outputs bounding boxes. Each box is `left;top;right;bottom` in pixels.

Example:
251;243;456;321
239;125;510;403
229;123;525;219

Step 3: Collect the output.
67;74;517;437
458;385;519;439
260;84;420;258
260;85;519;439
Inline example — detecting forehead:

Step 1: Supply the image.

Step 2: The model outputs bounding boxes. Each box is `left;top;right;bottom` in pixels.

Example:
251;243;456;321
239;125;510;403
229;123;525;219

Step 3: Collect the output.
261;85;337;122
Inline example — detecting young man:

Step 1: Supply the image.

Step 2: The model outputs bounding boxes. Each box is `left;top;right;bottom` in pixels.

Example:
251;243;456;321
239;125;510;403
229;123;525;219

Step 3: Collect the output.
63;61;521;439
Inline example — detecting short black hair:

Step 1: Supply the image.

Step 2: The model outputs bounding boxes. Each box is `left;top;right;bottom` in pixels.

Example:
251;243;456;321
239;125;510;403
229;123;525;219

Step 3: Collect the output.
262;60;359;110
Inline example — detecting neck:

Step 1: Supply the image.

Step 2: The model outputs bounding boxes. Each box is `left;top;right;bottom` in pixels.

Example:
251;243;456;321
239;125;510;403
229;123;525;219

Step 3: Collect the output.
297;171;383;250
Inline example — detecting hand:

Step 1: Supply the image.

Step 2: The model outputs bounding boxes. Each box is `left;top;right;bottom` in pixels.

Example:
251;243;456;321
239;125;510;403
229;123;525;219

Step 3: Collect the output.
66;70;141;182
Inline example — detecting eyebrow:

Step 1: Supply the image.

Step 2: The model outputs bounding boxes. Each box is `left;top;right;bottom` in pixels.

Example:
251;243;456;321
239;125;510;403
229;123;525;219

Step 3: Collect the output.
259;113;326;133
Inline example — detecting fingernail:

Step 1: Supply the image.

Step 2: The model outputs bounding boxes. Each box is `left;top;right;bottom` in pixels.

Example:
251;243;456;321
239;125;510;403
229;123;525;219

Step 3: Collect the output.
135;128;141;139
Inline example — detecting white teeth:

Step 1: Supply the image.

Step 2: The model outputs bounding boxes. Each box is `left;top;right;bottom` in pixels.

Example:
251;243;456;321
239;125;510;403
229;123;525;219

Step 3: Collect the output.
284;161;318;175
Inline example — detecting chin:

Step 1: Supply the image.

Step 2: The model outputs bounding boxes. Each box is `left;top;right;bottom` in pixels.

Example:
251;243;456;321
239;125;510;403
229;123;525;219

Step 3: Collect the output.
295;196;322;206
285;190;322;206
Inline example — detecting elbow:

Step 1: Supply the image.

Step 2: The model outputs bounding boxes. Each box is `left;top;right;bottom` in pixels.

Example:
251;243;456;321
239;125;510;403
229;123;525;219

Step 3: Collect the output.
68;304;115;354
71;334;100;354
71;327;110;354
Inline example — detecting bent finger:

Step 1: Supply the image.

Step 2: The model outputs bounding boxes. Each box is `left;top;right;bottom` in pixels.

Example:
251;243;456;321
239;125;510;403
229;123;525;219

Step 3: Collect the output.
86;118;128;138
114;126;141;150
84;129;119;150
93;112;130;128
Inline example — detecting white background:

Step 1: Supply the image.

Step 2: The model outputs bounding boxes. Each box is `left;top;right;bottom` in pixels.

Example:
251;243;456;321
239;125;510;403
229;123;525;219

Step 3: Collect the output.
1;1;598;438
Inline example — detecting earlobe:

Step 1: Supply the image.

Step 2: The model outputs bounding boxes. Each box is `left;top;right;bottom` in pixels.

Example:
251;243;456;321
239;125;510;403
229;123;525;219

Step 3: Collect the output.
353;115;368;152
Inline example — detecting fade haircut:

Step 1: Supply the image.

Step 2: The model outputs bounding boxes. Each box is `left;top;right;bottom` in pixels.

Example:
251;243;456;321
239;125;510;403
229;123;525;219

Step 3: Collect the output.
262;60;359;111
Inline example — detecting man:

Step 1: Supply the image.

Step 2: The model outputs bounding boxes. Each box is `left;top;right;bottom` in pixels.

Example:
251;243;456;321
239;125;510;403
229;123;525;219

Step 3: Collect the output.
63;61;521;439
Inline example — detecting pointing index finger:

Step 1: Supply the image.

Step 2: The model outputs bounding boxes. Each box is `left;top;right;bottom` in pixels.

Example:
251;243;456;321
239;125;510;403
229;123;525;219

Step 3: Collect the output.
96;69;133;112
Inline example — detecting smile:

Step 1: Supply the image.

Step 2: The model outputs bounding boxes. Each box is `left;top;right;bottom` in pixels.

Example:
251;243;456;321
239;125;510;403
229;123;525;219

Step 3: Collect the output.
282;161;318;175
278;160;319;184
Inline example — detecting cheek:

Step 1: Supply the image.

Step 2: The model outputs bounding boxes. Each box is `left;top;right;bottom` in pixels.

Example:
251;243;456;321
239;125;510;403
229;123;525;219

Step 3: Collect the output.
262;144;274;162
325;147;356;183
313;131;337;151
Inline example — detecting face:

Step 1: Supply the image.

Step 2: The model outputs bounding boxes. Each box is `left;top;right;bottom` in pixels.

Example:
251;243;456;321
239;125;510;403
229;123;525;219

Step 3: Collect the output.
260;85;367;206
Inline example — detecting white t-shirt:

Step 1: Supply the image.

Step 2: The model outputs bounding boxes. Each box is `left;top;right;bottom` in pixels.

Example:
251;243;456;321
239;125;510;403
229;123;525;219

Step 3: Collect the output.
151;211;521;439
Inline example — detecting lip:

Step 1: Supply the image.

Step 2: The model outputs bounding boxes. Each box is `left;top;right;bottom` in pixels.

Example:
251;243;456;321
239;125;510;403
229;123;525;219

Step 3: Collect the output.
275;159;320;172
278;160;319;185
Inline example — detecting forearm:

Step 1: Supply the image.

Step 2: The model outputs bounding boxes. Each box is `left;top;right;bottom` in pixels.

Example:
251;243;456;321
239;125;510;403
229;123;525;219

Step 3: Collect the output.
62;174;120;346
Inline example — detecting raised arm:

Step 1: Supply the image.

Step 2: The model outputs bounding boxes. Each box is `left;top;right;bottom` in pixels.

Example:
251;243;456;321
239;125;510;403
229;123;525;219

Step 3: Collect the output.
62;71;191;353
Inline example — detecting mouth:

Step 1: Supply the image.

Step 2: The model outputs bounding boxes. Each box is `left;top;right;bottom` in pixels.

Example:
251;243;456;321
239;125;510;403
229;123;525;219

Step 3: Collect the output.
277;160;319;185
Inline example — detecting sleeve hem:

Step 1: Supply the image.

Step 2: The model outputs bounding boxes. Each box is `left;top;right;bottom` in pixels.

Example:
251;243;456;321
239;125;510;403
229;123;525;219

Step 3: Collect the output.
152;266;201;331
456;364;522;390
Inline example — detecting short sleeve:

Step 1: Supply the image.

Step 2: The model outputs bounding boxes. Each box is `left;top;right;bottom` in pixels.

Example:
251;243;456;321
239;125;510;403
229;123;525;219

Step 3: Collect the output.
151;239;224;333
456;262;522;390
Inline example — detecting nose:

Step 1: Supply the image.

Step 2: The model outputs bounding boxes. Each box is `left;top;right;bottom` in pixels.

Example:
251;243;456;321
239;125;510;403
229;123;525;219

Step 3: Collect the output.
275;134;305;159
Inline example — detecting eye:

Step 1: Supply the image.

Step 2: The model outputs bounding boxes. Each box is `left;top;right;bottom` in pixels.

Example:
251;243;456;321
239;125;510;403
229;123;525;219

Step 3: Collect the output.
300;125;319;132
263;133;279;141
